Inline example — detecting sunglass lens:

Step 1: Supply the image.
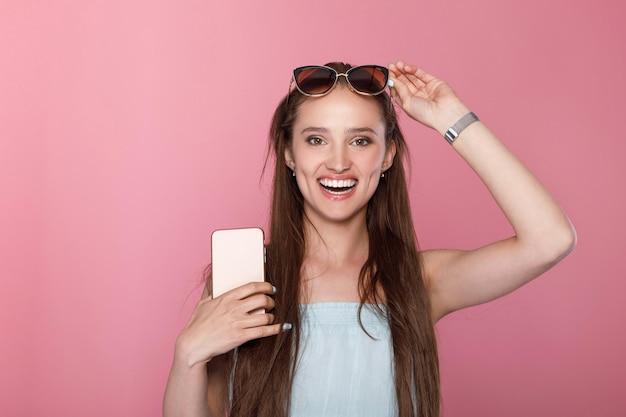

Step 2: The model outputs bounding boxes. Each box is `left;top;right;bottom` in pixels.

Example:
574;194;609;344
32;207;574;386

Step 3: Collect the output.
295;67;336;95
348;66;388;94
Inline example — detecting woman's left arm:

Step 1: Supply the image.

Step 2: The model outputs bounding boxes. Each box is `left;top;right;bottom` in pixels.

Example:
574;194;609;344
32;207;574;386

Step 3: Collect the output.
388;62;576;321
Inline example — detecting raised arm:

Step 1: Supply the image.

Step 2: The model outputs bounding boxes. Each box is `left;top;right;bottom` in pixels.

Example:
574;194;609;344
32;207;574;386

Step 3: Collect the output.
388;61;576;322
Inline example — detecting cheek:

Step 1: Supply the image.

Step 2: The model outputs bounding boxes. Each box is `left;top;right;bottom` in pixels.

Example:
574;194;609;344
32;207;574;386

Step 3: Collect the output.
362;151;386;173
291;147;322;174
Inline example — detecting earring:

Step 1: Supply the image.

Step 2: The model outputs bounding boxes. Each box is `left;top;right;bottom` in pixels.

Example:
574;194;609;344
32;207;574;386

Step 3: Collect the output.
381;171;385;178
292;170;296;177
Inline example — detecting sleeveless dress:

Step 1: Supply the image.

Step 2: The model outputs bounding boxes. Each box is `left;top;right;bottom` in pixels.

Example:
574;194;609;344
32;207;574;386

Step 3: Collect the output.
289;302;398;417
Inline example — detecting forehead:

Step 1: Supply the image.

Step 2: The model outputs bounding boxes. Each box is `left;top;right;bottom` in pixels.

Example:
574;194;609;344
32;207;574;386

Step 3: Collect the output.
293;87;385;132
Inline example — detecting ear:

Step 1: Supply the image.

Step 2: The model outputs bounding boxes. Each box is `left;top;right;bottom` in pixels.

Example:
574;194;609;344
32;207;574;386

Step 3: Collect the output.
382;140;397;171
284;147;295;171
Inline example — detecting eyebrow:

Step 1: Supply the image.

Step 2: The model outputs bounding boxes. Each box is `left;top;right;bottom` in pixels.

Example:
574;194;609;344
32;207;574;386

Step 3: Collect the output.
300;127;380;135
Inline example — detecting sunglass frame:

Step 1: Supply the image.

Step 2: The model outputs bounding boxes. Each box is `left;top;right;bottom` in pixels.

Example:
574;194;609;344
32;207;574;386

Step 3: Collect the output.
291;65;389;97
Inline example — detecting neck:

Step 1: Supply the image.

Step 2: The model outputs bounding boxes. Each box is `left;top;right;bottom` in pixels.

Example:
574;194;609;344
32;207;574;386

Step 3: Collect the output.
302;214;369;265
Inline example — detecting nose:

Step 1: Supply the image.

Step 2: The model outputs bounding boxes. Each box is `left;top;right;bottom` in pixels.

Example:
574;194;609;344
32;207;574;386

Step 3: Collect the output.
326;143;350;172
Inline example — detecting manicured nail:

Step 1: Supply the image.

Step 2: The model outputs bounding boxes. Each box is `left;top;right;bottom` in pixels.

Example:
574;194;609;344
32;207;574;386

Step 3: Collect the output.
282;323;293;331
272;285;277;294
387;79;394;88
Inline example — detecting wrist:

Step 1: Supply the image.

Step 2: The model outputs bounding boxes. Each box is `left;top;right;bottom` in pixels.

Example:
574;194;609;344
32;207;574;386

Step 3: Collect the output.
174;348;212;372
433;102;471;136
174;335;213;369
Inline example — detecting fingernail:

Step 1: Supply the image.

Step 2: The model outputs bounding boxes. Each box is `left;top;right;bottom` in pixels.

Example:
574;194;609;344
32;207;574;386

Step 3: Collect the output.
282;323;293;331
272;285;277;294
387;79;394;88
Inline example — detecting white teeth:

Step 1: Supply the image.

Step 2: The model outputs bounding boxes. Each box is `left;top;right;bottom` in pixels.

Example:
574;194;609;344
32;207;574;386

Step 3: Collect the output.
320;178;356;188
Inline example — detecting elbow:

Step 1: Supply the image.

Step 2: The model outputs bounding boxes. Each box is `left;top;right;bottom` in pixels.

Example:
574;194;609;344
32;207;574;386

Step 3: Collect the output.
554;224;577;263
538;219;577;266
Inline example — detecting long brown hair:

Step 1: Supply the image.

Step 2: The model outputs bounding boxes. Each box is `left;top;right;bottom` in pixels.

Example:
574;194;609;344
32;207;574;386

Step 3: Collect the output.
227;63;440;417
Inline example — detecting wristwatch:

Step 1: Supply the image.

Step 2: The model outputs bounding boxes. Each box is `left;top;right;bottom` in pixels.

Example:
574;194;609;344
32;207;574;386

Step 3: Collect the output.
444;112;479;144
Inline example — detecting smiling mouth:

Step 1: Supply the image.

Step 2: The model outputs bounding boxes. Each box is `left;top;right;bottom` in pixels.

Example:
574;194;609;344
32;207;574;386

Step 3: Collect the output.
319;178;357;195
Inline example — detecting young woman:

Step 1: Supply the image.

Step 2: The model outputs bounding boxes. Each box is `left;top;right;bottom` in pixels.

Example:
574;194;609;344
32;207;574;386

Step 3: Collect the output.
163;61;576;417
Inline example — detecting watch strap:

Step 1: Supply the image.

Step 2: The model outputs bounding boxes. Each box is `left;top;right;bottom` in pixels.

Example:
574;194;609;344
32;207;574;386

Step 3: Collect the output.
444;112;479;144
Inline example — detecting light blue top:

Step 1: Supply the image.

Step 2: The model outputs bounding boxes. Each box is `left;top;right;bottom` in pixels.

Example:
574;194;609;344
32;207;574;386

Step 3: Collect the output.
289;302;397;417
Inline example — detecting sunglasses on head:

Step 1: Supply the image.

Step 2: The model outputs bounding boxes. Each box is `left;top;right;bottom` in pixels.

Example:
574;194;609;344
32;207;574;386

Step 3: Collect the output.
290;65;390;97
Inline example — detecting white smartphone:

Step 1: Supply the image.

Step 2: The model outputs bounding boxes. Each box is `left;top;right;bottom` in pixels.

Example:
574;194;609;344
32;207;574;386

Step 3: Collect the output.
211;227;266;299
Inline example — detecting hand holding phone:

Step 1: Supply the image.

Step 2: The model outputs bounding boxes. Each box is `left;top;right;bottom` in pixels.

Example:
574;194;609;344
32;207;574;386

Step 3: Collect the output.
167;227;283;373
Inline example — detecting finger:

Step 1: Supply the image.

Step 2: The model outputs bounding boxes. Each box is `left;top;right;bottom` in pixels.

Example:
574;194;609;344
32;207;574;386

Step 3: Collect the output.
389;72;421;103
403;64;437;85
388;60;408;76
389;63;424;96
227;322;284;348
242;323;291;341
253;313;276;327
232;312;276;330
225;320;293;350
399;74;424;96
237;293;276;314
390;61;430;84
226;281;276;301
388;85;404;107
389;61;417;81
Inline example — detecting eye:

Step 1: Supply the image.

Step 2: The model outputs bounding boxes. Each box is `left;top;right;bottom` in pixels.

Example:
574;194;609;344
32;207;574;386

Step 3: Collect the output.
351;137;370;146
307;136;326;145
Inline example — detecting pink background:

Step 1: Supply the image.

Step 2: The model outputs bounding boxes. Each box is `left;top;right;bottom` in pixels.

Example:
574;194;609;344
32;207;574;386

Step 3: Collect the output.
1;0;624;416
